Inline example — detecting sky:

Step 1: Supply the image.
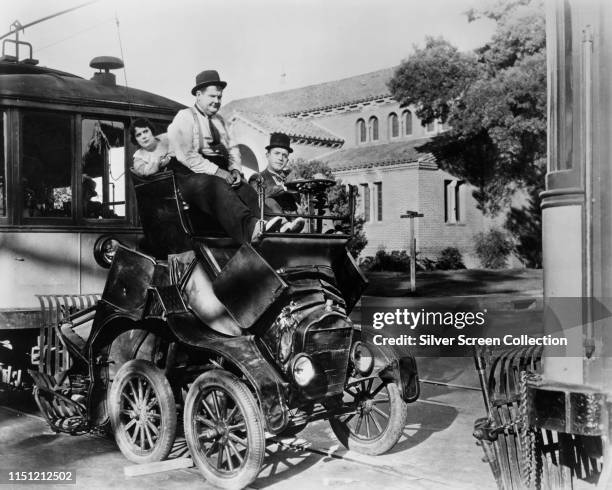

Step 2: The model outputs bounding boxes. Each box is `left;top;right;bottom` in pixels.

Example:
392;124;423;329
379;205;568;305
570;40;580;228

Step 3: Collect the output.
1;0;497;105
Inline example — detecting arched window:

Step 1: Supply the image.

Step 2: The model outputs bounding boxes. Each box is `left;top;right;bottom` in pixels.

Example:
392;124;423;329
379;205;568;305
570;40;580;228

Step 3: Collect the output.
237;144;259;172
426;121;435;133
388;113;399;138
369;116;379;141
403;110;413;135
356;119;366;143
444;179;465;223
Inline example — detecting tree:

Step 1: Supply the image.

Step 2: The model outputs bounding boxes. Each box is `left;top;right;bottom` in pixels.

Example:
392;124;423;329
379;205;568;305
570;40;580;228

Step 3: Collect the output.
388;0;545;266
505;182;542;268
287;159;367;258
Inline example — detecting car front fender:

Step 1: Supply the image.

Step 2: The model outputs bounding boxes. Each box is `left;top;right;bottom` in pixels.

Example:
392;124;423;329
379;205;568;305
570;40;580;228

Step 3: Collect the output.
378;355;420;403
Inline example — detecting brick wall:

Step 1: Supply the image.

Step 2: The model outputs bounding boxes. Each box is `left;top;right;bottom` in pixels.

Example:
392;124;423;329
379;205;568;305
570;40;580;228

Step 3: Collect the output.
338;164;420;256
336;165;503;266
416;168;502;267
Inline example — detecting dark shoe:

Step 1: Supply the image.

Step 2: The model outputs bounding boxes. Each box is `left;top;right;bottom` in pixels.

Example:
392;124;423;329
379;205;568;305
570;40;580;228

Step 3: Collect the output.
252;217;286;242
281;217;306;233
252;216;282;242
266;216;284;232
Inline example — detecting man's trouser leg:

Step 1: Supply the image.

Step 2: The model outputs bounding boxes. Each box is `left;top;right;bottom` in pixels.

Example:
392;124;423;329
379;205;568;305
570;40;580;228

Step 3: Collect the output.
234;181;264;217
177;174;260;243
264;197;283;214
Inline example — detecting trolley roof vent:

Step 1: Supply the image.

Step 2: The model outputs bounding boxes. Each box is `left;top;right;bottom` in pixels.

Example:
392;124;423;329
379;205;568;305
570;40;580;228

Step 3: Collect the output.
89;56;123;86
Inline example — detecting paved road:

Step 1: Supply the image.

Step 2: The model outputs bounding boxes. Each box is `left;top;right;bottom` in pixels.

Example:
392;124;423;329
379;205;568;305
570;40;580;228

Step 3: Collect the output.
0;369;495;490
2;292;542;489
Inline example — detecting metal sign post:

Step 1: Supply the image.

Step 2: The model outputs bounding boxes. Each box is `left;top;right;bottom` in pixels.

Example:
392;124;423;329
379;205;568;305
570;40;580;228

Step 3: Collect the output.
400;211;424;292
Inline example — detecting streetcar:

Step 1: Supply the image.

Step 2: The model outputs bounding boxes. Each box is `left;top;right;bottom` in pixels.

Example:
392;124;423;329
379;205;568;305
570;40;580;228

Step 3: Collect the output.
473;0;611;488
0;24;184;385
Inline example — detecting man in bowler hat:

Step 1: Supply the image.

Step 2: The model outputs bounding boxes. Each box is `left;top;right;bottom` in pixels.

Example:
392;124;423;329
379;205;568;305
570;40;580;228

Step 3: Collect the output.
168;70;281;243
249;132;304;232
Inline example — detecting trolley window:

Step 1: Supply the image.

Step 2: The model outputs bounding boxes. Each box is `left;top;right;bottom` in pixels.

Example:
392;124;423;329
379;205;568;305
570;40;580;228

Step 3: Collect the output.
22;112;72;219
81;119;126;220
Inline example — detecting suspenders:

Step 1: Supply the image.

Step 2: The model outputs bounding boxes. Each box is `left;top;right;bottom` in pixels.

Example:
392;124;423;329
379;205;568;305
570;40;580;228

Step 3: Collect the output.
189;107;229;169
190;107;206;154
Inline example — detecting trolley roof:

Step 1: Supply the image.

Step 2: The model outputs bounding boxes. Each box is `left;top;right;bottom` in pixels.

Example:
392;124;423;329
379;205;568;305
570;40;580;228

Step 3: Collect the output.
0;60;185;115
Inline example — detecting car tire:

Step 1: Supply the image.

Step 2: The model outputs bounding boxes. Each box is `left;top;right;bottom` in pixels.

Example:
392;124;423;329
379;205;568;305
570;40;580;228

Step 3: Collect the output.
183;370;265;490
330;377;407;455
108;359;177;463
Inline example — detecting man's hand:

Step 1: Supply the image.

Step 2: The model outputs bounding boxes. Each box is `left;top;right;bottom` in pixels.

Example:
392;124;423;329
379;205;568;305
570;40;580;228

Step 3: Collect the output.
229;169;243;188
215;168;234;186
267;185;285;198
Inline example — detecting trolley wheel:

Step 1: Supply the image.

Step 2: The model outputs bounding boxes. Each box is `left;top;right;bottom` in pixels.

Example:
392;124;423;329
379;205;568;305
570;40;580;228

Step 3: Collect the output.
108;359;177;463
184;370;265;490
330;377;407;455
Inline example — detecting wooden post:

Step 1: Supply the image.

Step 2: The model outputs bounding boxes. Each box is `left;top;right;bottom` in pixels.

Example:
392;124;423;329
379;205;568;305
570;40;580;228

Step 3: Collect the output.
400;211;424;293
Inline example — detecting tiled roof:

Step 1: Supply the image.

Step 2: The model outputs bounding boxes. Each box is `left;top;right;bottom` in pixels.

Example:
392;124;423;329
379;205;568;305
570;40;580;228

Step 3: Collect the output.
232;111;343;144
223;67;396;116
321;138;437;171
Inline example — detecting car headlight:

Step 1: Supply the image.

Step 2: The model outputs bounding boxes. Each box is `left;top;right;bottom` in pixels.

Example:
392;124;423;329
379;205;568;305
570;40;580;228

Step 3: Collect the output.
291;354;316;387
350;341;374;376
93;235;123;268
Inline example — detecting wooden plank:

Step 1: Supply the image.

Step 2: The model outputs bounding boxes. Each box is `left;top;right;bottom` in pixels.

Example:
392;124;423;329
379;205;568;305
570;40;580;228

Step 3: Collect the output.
491;405;513;490
500;403;522;489
501;350;523;489
34;293;101;375
52;297;62;375
124;457;194;477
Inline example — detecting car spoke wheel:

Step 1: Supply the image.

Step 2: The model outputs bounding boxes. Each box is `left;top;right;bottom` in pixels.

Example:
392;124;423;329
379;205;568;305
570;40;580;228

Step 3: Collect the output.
109;359;176;463
330;377;407;455
184;370;265;490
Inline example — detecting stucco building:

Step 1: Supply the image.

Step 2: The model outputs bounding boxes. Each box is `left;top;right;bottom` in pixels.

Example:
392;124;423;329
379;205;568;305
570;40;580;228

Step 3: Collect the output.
222;68;499;265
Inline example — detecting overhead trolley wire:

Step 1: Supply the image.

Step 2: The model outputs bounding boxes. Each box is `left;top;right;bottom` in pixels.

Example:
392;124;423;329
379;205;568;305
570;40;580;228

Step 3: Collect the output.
114;12;134;119
0;0;100;41
37;17;115;53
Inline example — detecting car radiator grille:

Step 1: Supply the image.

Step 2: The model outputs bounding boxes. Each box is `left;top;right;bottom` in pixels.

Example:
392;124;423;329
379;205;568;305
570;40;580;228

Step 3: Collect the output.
303;325;352;398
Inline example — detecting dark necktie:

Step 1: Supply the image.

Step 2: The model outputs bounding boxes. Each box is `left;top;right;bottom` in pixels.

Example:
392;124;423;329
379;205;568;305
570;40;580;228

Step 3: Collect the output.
194;104;221;147
271;171;286;185
208;117;221;146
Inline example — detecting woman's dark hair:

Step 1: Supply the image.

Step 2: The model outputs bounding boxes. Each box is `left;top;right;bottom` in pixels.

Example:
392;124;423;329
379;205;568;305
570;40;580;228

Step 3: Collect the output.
129;118;156;145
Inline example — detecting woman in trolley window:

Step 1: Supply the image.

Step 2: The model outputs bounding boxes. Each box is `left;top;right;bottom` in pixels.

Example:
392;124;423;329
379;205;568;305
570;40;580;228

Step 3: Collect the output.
130;118;174;177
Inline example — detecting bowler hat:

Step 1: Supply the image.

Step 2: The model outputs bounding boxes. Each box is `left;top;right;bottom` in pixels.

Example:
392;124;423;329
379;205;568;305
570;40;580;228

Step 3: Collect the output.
83;175;98;197
191;70;227;95
266;132;293;153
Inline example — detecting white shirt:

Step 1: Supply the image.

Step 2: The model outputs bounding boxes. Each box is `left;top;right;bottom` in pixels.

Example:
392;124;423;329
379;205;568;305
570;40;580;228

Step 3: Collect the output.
132;134;173;176
167;107;242;174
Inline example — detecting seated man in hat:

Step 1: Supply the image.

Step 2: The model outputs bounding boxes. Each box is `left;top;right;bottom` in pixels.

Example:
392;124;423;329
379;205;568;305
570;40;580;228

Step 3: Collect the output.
248;132;305;233
168;70;282;243
82;174;103;218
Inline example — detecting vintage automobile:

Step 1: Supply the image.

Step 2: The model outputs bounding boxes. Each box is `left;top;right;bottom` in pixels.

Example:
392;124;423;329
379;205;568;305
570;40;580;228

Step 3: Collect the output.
29;172;420;489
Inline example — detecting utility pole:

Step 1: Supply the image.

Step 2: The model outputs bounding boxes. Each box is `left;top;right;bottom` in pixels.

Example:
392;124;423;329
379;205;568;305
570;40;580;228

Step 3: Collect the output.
400;211;424;292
